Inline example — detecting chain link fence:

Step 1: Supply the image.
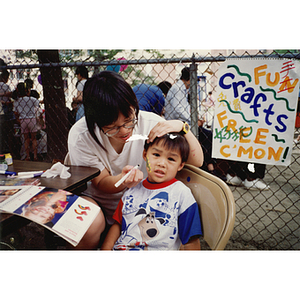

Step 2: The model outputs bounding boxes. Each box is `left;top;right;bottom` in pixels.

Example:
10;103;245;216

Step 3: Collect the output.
1;49;299;250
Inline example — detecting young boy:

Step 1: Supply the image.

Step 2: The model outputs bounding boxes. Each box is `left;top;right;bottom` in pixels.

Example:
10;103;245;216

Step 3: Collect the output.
101;132;202;250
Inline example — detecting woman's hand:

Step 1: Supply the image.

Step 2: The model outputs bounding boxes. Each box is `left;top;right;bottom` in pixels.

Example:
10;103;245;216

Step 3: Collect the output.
92;165;144;194
147;120;182;142
148;119;204;167
119;165;144;189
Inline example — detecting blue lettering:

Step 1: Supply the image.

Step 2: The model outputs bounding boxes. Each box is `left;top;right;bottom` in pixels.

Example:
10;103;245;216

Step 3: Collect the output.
250;93;267;117
263;104;275;126
275;115;288;132
219;73;235;90
232;81;246;98
241;87;255;104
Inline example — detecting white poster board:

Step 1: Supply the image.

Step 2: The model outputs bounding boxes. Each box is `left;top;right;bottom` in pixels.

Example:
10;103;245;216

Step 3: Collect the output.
212;59;300;166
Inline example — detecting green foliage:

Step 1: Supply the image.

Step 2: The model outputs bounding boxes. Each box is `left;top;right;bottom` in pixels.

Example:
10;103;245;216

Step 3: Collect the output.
14;49;165;84
15;50;38;61
59;50;83;62
274;49;300;54
86;49;122;61
122;65;157;87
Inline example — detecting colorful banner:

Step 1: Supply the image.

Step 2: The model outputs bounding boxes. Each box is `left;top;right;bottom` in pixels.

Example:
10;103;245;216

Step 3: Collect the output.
212;59;300;166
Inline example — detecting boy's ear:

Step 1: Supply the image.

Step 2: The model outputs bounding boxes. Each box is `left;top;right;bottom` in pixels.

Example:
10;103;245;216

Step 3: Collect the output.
177;162;185;172
142;149;147;161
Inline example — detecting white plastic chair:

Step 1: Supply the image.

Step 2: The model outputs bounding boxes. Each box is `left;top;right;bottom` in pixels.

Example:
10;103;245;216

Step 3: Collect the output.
176;164;236;250
64;153;71;165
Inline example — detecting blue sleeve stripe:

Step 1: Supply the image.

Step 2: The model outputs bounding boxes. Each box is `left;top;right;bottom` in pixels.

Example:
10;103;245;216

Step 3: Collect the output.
178;202;203;245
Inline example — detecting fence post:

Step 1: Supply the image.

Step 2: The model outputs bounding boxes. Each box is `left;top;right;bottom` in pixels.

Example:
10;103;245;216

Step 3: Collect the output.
189;56;198;138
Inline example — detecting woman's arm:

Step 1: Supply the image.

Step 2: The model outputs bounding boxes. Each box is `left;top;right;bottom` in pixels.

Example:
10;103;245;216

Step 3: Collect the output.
148;120;203;167
101;222;121;250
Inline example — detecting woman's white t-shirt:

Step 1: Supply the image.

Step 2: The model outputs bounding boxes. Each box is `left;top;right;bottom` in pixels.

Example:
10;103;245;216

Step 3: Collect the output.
68;110;163;224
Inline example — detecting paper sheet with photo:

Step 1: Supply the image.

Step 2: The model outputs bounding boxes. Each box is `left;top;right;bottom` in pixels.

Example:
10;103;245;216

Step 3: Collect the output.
52;197;100;246
0;186;100;246
212;59;300;166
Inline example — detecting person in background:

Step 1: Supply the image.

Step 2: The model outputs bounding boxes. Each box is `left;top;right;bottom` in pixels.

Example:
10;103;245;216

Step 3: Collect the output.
67;100;78;129
164;67;191;125
157;81;172;98
73;66;88;122
24;78;40;100
0;70;13;154
13;82;40;161
133;81;171;116
226;161;269;190
201;91;215;128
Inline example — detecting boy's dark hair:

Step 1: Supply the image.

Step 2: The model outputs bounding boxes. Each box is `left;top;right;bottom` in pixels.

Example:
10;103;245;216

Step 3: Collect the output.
144;132;190;163
75;66;88;79
180;67;190;81
83;70;139;150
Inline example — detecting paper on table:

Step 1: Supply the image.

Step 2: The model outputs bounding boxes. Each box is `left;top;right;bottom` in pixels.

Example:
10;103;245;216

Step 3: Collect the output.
41;162;71;179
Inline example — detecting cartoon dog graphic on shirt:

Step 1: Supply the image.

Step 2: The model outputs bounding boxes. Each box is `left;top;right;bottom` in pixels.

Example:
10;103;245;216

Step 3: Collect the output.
121;191;176;250
138;211;161;241
128;210;165;250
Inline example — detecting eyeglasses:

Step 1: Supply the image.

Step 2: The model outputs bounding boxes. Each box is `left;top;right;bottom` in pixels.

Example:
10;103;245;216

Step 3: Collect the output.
102;118;138;137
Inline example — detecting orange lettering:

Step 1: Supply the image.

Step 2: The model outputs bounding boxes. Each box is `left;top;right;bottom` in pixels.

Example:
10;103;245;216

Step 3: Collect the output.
226;119;237;132
237;146;253;158
254;128;269;145
268;147;284;161
217;111;227;128
279;76;299;93
254;148;265;159
266;72;280;87
220;145;231;158
254;64;267;85
239;127;252;143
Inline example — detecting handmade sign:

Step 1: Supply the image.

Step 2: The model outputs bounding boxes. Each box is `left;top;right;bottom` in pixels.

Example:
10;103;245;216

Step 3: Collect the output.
212;59;300;166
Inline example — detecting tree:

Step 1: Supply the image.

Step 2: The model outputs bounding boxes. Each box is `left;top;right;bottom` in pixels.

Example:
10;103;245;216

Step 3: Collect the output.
37;50;68;161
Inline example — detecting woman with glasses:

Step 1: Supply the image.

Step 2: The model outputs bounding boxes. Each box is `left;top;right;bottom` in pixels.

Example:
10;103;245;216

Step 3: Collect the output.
67;70;203;249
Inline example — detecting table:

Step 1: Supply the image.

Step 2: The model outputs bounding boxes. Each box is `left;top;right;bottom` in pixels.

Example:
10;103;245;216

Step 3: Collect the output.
0;160;100;249
5;160;100;192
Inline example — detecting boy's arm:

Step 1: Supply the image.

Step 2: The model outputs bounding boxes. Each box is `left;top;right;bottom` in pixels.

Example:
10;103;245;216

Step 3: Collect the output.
101;222;121;250
181;236;201;250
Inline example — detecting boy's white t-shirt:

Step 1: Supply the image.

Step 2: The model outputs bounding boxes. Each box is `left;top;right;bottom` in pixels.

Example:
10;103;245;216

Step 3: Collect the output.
68;110;163;224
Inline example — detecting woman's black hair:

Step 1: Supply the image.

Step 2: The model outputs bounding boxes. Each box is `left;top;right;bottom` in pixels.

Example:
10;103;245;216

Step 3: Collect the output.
83;70;139;149
144;132;190;163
